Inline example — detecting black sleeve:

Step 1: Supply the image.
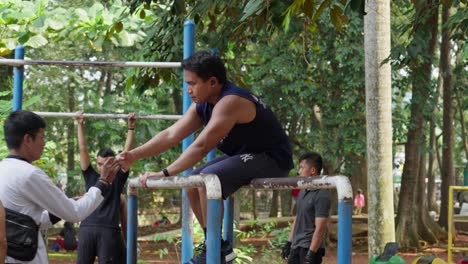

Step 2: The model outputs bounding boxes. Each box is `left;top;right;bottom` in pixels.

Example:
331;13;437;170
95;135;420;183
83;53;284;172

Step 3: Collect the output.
94;180;110;196
49;212;62;225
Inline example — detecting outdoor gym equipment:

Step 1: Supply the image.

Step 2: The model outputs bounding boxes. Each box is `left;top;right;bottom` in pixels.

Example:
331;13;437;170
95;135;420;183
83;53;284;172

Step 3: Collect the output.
2;19;355;264
411;256;447;264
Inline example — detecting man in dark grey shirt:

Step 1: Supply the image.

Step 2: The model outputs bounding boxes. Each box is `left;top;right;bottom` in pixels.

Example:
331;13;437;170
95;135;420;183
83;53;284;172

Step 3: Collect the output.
281;152;331;264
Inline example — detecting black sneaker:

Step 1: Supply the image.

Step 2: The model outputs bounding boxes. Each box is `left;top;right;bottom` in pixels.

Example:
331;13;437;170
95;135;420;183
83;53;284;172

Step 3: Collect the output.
222;239;237;263
185;242;206;264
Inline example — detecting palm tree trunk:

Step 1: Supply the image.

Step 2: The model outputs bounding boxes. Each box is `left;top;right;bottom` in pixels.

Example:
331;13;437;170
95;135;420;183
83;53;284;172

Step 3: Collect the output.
364;0;394;257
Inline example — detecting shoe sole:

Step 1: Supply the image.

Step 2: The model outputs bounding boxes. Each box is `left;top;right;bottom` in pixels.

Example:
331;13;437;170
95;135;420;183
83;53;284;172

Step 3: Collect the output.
225;251;237;262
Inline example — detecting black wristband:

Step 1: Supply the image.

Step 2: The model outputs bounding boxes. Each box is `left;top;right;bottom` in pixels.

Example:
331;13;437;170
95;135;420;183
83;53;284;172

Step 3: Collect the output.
128;127;134;130
162;168;170;177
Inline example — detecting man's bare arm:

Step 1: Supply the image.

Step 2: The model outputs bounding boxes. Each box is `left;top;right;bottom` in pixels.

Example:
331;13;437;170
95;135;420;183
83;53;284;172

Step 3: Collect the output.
164;96;255;176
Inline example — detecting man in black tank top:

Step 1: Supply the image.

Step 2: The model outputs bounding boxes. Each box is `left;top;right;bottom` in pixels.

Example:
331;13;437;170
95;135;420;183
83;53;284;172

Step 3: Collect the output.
119;50;293;264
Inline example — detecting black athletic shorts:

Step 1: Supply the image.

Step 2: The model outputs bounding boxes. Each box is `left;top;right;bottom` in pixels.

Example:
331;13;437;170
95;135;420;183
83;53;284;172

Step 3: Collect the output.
190;153;290;199
77;226;125;264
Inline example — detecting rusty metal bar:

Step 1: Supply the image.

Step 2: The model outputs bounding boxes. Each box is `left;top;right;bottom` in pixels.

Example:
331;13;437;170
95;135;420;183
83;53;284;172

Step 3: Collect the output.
247;175;353;201
127;174;222;200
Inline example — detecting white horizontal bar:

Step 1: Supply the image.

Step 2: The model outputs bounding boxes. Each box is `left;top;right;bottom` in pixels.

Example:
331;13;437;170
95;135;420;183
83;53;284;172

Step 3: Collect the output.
0;59;181;68
34;112;182;120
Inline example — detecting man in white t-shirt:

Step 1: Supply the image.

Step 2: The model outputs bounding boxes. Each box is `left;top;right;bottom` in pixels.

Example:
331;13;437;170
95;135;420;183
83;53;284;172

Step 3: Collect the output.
0;110;121;264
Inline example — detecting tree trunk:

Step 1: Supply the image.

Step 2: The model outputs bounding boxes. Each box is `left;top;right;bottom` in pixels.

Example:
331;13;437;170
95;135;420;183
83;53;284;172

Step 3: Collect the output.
416;147;442;243
438;5;454;230
269;190;279;218
252;190;257;220
364;0;394;257
396;0;439;250
427;59;443;213
453;40;468;165
281;190;292;217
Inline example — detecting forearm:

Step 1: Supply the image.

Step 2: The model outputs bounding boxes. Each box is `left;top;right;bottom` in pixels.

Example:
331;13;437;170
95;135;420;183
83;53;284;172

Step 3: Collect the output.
77;123;90;169
124;130;134;151
77;123;87;151
165;143;209;176
24;172;106;223
288;218;296;241
131;129;180;161
309;226;327;251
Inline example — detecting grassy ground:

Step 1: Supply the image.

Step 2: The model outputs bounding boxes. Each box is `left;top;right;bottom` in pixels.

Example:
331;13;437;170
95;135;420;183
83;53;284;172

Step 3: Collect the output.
47;215;468;263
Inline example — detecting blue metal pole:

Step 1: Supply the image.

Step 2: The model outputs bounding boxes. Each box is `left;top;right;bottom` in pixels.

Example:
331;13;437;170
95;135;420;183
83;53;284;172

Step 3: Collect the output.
223;196;234;258
127;194;138;264
182;19;195;264
13;46;25;111
337;201;352;264
207;199;222;264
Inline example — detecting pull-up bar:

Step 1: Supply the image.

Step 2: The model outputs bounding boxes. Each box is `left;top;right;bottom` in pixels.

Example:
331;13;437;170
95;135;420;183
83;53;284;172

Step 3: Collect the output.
34;111;182;120
0;58;181;68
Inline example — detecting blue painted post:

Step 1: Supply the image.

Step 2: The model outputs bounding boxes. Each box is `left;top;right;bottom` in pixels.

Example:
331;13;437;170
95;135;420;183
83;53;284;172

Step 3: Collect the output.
182;19;195;264
13;46;25;111
223;196;234;258
127;194;138;264
337;201;352;264
207;199;222;264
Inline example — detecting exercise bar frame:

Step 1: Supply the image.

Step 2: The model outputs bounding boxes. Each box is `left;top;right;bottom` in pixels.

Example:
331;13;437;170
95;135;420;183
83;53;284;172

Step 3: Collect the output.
126;175;353;264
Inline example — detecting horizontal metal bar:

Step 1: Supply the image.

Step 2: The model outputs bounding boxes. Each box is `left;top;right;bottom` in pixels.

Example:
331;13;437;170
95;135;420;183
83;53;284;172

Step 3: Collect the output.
128;174;222;199
128;175;353;201
450;247;468;251
451;186;468;191
0;59;181;68
247;175;353;201
34;111;182;120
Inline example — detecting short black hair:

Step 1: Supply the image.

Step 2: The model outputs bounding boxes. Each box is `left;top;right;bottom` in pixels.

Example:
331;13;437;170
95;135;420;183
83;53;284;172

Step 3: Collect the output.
181;50;227;84
97;148;115;158
4;110;46;149
299;152;323;174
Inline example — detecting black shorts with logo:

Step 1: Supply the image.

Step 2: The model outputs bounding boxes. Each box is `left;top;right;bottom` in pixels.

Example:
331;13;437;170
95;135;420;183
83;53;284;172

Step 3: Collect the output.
190;153;290;199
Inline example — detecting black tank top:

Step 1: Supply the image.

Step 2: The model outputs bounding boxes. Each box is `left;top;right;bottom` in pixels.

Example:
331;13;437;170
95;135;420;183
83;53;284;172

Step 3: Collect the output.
196;81;293;170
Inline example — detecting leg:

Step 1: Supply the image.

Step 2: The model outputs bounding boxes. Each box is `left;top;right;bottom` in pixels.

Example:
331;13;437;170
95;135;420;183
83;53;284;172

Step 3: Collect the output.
287;248;300;264
298;247;309;263
76;227;97;264
96;228;126;264
197;186;224;232
186;187;206;228
187;156;231;230
120;194;127;245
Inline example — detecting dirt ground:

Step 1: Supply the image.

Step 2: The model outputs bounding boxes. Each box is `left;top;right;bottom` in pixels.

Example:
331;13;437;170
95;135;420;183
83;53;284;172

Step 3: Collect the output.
48;218;468;264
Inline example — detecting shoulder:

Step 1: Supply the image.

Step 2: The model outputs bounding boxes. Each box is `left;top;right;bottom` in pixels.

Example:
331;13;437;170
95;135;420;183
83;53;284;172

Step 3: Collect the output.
216;94;255;111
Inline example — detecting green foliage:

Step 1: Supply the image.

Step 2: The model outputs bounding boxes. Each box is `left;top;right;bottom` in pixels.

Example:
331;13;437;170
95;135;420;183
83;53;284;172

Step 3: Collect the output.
155;248;169;259
233;244;256;263
0;0;148;55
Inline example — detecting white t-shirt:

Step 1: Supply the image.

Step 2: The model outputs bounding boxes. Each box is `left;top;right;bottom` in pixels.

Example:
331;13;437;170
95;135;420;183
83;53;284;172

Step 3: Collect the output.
0;158;105;264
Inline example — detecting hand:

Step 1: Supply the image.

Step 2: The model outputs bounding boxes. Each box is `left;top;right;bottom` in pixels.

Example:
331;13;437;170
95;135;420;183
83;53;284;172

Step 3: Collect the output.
281;241;292;259
99;157;121;184
118;151;135;172
128;112;136;129
303;250;320;264
139;171;164;188
75;111;84;125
